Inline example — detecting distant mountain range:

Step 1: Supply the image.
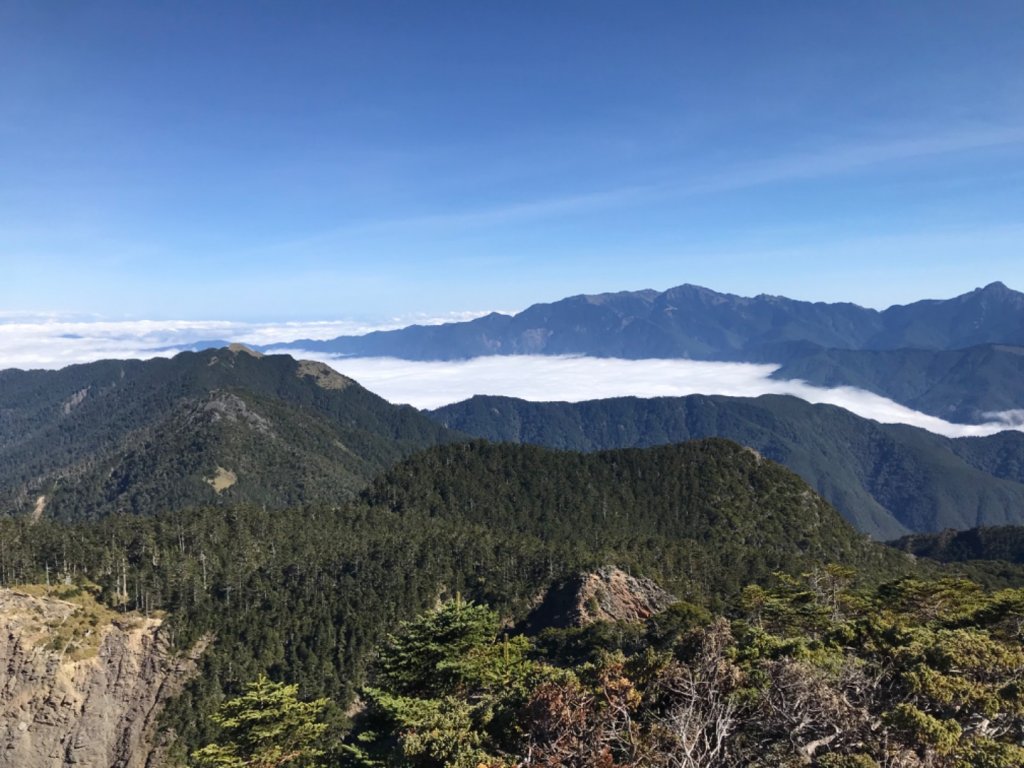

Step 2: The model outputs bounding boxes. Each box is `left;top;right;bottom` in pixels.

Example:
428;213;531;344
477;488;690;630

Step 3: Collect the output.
271;281;1024;424
289;281;1024;361
429;393;1024;540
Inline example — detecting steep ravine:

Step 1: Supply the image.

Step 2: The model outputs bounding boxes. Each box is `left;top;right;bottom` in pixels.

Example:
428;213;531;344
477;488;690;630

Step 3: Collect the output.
0;587;203;768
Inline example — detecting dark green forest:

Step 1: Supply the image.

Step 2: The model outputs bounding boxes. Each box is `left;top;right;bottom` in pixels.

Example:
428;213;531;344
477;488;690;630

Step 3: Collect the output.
1;350;1022;766
0;439;931;761
890;526;1024;586
429;393;1024;538
0;347;457;519
7;348;1024;539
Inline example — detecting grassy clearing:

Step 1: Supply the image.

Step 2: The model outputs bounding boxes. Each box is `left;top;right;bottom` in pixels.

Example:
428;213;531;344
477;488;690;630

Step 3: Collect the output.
206;466;238;493
16;583;126;661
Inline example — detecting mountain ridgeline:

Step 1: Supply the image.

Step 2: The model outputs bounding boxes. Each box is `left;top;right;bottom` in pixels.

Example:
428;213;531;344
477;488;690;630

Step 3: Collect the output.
290;281;1024;360
282;281;1024;423
0;346;457;520
429;393;1024;539
4;347;1024;538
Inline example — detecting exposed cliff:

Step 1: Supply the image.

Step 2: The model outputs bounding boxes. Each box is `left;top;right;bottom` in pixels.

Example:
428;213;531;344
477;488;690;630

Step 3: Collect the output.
0;586;203;768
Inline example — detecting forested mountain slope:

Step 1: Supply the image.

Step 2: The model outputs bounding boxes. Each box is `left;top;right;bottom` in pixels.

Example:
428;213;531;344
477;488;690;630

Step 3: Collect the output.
0;438;917;761
771;343;1024;423
892;525;1024;564
429;393;1024;538
949;429;1024;483
0;346;458;519
363;439;907;597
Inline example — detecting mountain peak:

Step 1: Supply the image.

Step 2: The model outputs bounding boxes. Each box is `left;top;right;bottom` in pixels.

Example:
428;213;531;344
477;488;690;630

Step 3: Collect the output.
227;343;263;357
961;281;1023;307
979;281;1011;295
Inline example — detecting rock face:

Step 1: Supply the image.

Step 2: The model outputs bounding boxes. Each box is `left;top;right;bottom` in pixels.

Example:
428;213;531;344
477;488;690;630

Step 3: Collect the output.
295;359;353;390
0;587;203;768
192;391;274;435
523;566;677;632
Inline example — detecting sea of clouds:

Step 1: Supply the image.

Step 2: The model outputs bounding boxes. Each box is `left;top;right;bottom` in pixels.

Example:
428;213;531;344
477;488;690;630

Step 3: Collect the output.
267;350;1023;439
0;316;1021;440
0;313;486;369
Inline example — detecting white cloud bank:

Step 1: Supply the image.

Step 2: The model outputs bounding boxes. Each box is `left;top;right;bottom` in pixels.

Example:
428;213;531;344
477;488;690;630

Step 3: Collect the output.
270;351;1024;440
0;317;1019;440
0;313;492;369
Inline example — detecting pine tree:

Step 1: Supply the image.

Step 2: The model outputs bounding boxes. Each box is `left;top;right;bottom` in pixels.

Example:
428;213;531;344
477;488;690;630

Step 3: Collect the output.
347;598;539;767
191;676;329;768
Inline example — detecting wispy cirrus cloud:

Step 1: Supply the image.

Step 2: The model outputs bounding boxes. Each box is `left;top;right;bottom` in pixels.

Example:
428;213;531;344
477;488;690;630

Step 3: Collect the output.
440;126;1024;227
257;123;1024;249
688;124;1024;196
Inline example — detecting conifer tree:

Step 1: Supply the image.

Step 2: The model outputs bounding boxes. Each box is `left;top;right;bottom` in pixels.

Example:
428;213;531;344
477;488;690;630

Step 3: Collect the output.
348;598;539;767
191;676;329;768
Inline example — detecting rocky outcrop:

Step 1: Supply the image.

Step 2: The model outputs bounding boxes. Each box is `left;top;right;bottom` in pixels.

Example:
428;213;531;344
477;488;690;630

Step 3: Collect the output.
192;391;274;435
226;343;263;358
0;587;204;768
522;566;677;632
296;359;353;390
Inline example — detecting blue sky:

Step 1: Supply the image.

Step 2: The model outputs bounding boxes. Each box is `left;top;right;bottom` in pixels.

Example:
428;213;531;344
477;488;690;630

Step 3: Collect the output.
2;1;1022;321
